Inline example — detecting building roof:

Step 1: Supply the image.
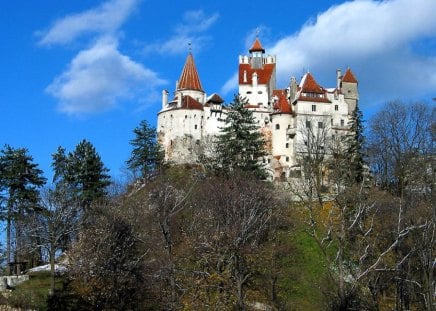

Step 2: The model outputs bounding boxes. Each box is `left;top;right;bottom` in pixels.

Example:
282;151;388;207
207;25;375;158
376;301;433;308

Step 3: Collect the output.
300;72;324;94
298;73;331;103
272;89;292;114
249;38;265;53
342;68;358;83
181;95;204;110
239;63;275;85
206;93;224;104
177;53;204;92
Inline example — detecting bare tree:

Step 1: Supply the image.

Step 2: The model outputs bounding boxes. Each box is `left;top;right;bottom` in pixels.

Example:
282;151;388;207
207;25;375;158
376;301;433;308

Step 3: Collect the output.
26;187;80;294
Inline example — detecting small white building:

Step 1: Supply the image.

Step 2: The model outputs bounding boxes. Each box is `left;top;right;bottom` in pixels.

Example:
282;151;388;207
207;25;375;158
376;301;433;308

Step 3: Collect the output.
157;38;358;181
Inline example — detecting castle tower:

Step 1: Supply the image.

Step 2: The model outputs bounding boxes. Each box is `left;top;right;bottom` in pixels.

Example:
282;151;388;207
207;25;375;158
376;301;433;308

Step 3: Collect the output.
341;68;358;113
238;38;276;108
175;53;205;105
157;52;206;164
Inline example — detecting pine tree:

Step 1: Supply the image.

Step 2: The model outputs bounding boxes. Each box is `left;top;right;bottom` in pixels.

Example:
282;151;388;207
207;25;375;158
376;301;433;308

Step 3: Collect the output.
346;103;366;184
0;145;46;274
52;140;110;212
126;120;163;179
214;96;268;179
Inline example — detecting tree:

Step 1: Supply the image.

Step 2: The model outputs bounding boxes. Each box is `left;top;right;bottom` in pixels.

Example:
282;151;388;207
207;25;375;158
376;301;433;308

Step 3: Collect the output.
0;145;46;275
52;140;111;214
213;96;268;179
68;201;147;310
187;172;280;309
126;120;163;180
27;187;81;294
345;102;366;183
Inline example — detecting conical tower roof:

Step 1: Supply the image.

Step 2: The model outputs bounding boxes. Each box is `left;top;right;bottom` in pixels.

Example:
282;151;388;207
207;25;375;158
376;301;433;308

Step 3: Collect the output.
249;38;265;53
177;53;204;92
342;68;358;83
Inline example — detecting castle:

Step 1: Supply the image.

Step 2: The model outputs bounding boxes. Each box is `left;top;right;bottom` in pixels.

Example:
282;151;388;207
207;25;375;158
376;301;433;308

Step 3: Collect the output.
157;38;358;180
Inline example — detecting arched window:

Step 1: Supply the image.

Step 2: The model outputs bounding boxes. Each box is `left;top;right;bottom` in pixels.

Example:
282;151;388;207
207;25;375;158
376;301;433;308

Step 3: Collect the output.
275;124;280;130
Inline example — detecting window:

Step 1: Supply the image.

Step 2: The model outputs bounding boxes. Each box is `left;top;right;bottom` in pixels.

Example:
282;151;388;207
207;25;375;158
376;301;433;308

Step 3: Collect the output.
286;156;289;162
331;119;333;126
185;115;187;119
340;119;344;127
286;143;289;148
335;104;338;111
275;124;280;130
194;125;197;129
312;105;316;112
306;120;311;128
318;122;324;129
246;91;252;94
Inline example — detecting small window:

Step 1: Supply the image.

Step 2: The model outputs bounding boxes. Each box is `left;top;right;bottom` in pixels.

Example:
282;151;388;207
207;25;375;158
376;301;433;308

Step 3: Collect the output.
340;119;345;127
318;122;324;129
268;159;271;163
246;91;252;94
258;91;263;94
286;156;289;162
194;125;197;129
306;120;311;128
331;119;333;126
286;143;289;148
275;124;280;130
312;105;316;112
334;105;338;111
185;115;187;119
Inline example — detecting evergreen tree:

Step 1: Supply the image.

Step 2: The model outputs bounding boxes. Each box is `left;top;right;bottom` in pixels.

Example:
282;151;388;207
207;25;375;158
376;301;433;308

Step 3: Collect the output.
0;145;46;274
126;120;163;179
214;96;268;179
346;103;366;184
52;140;110;212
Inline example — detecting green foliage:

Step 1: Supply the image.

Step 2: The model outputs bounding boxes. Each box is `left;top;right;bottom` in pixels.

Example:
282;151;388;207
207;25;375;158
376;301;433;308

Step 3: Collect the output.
0;145;46;215
345;102;366;184
212;95;268;179
52;140;110;210
126;120;164;179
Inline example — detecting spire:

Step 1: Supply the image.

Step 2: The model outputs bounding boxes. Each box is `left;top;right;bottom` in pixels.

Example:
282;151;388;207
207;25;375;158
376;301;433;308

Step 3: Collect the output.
249;37;265;53
342;67;358;83
177;53;204;92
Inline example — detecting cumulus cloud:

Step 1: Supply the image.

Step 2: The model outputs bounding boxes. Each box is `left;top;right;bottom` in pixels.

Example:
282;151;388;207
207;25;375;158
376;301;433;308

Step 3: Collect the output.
143;10;219;55
46;38;166;116
38;0;167;116
222;0;436;104
37;0;139;46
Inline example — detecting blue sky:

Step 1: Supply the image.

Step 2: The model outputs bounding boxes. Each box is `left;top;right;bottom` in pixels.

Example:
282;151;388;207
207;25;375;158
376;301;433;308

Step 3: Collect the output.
1;0;435;182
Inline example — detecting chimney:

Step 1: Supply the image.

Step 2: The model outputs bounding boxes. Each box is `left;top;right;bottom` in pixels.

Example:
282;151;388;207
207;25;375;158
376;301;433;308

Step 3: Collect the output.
162;90;168;109
336;69;342;90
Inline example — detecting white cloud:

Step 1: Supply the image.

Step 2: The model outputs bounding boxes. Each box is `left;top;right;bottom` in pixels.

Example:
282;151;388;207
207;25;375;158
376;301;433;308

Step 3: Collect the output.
222;0;436;104
143;10;219;55
37;0;139;46
46;37;166;116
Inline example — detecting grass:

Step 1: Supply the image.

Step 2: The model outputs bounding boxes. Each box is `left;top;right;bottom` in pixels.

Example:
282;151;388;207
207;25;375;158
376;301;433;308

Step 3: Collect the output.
5;271;64;311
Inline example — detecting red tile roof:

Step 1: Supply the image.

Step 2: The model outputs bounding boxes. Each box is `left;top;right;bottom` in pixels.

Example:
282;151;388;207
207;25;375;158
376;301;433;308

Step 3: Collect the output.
181;95;204;110
342;68;358;83
249;38;265;53
300;72;324;94
298;73;331;103
239;63;275;85
272;89;292;114
178;53;204;92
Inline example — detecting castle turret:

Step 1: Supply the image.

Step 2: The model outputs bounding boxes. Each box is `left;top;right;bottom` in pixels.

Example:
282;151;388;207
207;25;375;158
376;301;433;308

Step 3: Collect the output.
249;38;265;69
341;68;358;113
176;53;205;104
